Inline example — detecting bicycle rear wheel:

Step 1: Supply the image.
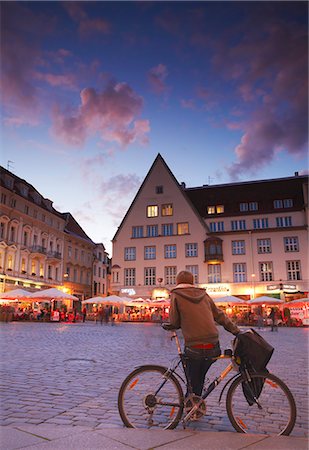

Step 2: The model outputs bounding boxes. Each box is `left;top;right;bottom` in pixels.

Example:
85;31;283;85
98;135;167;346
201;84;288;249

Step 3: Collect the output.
118;364;184;429
226;372;296;436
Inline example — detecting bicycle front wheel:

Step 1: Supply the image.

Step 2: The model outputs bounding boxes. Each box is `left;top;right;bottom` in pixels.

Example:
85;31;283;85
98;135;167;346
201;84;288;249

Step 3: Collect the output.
118;364;184;429
226;372;296;436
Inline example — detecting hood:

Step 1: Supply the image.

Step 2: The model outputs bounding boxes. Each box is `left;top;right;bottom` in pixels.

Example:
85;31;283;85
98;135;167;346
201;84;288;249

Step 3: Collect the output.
171;286;206;304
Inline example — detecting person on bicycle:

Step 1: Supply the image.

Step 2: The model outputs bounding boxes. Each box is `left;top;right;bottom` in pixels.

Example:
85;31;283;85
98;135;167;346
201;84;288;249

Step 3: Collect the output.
165;270;240;397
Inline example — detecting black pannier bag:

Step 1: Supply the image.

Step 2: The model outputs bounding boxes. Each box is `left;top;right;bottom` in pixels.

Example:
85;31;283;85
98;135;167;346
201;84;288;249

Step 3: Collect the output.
233;329;274;405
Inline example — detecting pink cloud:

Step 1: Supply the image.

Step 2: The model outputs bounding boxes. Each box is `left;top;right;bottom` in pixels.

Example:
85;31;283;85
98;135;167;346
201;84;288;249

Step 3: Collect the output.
212;17;308;178
33;72;77;89
52;81;150;147
148;64;169;94
64;3;111;36
180;99;196;110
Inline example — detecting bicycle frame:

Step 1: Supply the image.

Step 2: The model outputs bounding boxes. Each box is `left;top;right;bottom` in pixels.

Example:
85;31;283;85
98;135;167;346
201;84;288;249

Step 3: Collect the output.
168;331;240;425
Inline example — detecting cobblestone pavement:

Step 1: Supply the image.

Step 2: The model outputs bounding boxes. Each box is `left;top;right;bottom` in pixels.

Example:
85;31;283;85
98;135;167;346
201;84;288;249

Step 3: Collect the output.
0;322;308;437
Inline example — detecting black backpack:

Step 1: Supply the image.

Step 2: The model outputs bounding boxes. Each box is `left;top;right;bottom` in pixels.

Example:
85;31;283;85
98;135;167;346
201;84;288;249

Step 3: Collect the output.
233;329;274;405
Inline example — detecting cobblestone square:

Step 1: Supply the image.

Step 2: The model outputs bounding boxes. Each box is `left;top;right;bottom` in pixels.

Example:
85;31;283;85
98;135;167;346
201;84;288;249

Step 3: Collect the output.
0;322;308;437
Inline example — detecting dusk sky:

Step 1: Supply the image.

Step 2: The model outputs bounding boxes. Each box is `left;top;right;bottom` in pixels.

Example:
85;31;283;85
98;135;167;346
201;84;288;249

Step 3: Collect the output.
1;1;308;255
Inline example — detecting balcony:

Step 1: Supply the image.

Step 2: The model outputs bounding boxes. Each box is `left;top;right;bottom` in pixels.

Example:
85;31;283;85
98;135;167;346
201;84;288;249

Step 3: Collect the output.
46;251;62;262
204;252;224;263
31;245;47;257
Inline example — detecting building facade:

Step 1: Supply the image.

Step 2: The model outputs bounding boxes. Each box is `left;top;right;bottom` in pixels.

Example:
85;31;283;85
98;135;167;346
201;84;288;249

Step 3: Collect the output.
110;154;308;301
0;166;110;300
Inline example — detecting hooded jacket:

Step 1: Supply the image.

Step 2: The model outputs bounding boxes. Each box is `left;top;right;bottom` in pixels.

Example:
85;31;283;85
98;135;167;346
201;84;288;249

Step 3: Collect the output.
169;284;240;346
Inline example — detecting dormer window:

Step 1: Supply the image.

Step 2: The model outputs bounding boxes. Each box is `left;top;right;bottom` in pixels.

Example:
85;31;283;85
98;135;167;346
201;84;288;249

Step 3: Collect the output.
156;185;163;194
20;184;29;197
207;205;224;214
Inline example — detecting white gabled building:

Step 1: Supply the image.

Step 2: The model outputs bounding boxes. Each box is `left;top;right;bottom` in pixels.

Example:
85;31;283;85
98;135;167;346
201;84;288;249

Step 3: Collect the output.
110;154;308;302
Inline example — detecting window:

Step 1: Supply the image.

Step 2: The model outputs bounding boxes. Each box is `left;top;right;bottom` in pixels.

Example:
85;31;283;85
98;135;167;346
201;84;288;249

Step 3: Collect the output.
21;258;26;272
233;263;247;282
253;218;269;229
249;202;258;211
147;225;158;237
162;204;173;216
208;264;221;283
31;260;36;274
10;198;16;207
276;217;292;227
144;246;156;259
207;206;215;214
283;199;293;208
0;222;5;239
124;268;135;286
185;243;198;257
257;239;271;253
231;220;246;230
147;205;158;217
209;221;224;232
68;246;72;258
284;237;299;252
286;261;301;280
216;205;224;214
232;240;245;255
94;265;97;276
1;193;6;204
7;255;13;270
162;223;173;236
132;226;143;238
124;247;136;261
48;265;53;279
74;248;78;260
24;205;29;214
145;267;156;286
240;203;248;211
274;199;283;209
185;265;198;284
23;231;29;246
9;226;15;242
207;205;224;214
165;266;176;285
156;185;163;194
177;222;189;235
165;244;176;258
259;262;273;282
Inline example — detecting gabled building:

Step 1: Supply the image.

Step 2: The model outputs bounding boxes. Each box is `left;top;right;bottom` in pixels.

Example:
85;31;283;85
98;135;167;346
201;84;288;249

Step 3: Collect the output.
110;154;308;301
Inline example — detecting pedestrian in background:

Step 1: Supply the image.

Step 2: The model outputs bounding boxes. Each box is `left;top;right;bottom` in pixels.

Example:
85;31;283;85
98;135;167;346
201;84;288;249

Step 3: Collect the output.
82;306;87;323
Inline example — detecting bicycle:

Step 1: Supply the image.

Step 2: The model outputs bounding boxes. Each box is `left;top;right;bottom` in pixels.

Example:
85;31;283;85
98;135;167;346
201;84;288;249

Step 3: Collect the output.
118;328;296;435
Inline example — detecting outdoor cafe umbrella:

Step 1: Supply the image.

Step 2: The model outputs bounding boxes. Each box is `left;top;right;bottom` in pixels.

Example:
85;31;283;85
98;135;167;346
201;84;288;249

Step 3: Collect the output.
282;298;309;308
214;295;247;305
247;296;284;305
29;288;79;302
0;288;33;304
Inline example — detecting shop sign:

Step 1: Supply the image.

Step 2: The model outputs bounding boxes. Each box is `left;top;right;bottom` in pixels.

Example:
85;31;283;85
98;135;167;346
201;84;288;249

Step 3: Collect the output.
200;284;230;294
121;288;136;296
267;284;296;291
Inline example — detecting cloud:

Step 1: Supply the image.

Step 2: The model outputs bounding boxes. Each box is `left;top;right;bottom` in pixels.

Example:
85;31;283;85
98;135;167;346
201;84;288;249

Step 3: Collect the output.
33;72;77;90
148;64;169;94
52;81;150;147
212;13;308;178
64;3;111;36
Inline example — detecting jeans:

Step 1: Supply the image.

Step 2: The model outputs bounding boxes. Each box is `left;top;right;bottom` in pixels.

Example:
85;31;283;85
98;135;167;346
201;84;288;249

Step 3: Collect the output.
184;343;221;396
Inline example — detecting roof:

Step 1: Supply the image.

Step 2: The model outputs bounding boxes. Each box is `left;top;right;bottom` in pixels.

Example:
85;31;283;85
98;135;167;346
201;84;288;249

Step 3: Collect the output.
62;212;95;245
112;153;207;241
185;175;308;218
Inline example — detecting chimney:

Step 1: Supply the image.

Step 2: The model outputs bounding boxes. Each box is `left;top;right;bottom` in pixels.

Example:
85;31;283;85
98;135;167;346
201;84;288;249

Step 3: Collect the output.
294;172;299;176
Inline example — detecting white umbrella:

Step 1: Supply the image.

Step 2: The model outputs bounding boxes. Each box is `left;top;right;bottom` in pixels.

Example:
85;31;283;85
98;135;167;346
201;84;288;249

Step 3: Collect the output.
214;295;246;305
248;296;283;305
283;298;309;307
0;288;32;299
29;288;78;301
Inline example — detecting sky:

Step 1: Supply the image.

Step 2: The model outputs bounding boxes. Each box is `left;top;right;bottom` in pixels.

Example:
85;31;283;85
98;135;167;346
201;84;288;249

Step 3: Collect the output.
1;1;308;255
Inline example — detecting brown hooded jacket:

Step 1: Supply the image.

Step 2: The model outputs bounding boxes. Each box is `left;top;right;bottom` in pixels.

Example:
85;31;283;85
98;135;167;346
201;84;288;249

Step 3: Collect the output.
169;284;240;346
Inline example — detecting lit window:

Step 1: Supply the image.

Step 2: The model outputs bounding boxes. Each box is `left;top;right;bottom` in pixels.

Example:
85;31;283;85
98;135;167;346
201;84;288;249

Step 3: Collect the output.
162;204;173;216
177;222;189;235
216;205;224;214
259;262;273;282
147;205;158;217
207;206;215;214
